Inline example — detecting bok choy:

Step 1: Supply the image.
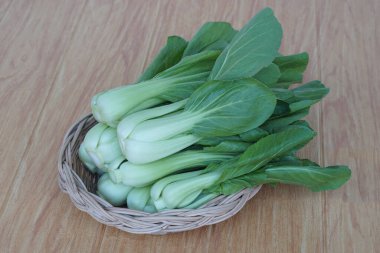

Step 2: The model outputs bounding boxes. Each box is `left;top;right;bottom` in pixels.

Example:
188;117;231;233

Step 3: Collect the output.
76;7;351;213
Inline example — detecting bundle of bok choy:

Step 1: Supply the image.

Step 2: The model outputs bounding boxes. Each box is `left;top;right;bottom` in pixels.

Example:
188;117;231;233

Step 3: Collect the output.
78;7;351;212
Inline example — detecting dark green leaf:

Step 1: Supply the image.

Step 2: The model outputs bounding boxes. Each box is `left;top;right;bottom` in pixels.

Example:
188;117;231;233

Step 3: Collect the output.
253;64;281;86
267;156;319;167
272;100;291;116
209;164;350;194
210;125;316;183
283;81;330;112
273;52;309;88
239;128;268;142
291;80;330;101
186;78;276;136
262;108;310;132
263;165;351;191
209;8;283;80
202;40;230;52
289;120;311;128
197;135;243;146
183;22;237;56
208;174;260;194
203;141;251;153
271;88;294;101
157;50;220;102
137;36;188;82
289;99;320;112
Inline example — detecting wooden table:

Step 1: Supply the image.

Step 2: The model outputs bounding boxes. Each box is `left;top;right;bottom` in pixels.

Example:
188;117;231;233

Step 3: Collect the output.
0;0;378;252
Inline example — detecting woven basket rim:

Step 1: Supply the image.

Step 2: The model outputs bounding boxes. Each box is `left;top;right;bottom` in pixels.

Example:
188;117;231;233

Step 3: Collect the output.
58;114;262;234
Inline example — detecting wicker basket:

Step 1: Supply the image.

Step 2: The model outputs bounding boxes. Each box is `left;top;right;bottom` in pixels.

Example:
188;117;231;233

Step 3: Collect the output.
58;114;262;234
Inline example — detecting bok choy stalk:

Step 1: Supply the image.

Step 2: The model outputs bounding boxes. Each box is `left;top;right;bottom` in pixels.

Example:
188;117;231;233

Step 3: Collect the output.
109;150;234;187
118;78;276;164
182;192;219;209
92;50;220;127
126;185;151;211
143;198;157;213
78;123;124;172
151;171;212;211
150;170;204;201
97;174;132;206
98;175;158;211
117;99;188;148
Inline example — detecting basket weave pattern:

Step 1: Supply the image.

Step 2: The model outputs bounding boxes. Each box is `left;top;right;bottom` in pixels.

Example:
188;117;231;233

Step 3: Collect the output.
58;115;262;234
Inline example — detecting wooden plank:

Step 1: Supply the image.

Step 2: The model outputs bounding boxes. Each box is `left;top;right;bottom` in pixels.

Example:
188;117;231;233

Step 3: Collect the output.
0;0;86;215
318;0;380;252
0;0;90;252
0;0;12;24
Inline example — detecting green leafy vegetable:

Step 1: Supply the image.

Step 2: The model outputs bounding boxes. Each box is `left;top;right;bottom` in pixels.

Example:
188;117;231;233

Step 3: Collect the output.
209;8;283;80
77;7;351;211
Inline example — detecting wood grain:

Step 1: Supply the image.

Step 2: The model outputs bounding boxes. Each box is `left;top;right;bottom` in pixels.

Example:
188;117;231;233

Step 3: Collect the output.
0;0;378;252
318;0;380;252
0;0;86;211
